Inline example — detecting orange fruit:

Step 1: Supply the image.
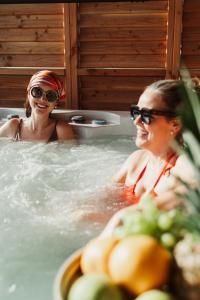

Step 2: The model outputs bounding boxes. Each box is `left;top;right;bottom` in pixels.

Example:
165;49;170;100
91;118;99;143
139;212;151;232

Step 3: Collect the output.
108;235;171;295
80;237;119;275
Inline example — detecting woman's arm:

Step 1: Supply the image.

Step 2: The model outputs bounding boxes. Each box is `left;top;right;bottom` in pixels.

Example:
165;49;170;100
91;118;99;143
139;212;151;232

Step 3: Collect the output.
56;120;76;141
0;118;19;138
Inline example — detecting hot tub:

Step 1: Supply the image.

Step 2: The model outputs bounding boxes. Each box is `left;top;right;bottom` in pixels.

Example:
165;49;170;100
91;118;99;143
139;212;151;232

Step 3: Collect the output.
0;108;135;138
0;108;136;300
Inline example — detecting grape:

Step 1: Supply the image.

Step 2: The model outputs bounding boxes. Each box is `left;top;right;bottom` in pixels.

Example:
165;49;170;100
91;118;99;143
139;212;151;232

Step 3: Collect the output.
117;210;157;237
160;232;176;249
158;213;174;231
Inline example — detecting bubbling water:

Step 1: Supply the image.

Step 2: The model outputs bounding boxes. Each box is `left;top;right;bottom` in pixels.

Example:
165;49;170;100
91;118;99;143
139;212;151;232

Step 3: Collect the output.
0;137;133;300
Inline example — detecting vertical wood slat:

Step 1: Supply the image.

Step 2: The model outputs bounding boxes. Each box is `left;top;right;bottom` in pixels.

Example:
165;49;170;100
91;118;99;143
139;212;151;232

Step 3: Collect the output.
64;4;71;108
172;0;183;78
165;0;175;78
166;0;183;79
69;4;78;109
64;3;78;109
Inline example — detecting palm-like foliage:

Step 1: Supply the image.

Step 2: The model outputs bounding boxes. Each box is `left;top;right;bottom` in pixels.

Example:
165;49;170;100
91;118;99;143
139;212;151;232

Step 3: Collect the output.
178;68;200;236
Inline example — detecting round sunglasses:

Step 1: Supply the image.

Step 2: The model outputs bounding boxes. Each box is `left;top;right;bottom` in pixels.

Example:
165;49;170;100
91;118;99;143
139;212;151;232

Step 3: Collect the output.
30;86;59;103
130;105;177;125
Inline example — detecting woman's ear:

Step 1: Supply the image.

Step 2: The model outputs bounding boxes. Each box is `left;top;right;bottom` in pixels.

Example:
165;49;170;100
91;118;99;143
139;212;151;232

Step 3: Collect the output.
171;118;182;135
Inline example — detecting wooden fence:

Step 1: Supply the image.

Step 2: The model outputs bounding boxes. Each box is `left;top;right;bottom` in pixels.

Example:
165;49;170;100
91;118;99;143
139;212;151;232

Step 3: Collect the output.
0;0;199;110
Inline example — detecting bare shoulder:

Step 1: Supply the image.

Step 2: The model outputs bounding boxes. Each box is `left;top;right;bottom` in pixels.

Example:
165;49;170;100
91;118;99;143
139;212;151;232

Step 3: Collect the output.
112;149;148;184
0;118;20;138
173;154;196;183
56;120;76;140
126;149;148;165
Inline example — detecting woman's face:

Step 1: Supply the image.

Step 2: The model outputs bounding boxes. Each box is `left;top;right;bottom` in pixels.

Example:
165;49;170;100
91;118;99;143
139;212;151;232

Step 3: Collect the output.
134;89;178;155
28;83;58;116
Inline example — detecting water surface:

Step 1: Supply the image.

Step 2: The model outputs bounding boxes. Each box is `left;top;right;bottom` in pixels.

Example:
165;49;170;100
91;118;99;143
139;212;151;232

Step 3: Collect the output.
0;137;134;300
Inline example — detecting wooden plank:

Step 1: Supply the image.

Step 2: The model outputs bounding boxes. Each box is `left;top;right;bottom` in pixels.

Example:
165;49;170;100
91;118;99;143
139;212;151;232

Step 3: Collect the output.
182;29;200;42
80;41;166;55
79;2;168;14
80;54;165;68
172;0;183;78
0;42;63;54
182;55;200;68
0;68;65;75
80;76;162;90
0;74;65;87
183;13;200;27
80;27;167;42
0;88;25;100
63;4;72;108
80;90;142;102
0;75;30;88
77;68;166;77
0;4;63;15
182;42;200;55
165;0;175;78
184;0;200;12
0;55;64;67
69;4;79;109
0;15;63;29
0;100;25;108
0;28;64;42
80;13;167;28
80;101;132;111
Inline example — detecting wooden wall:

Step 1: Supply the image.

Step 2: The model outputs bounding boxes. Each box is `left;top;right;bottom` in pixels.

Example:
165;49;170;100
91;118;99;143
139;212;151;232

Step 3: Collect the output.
77;1;169;110
182;0;200;77
0;1;199;110
0;4;66;108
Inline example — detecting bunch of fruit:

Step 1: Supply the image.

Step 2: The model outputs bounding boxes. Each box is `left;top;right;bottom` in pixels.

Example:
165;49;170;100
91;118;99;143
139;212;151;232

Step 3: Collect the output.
67;234;173;300
114;194;186;250
67;195;189;300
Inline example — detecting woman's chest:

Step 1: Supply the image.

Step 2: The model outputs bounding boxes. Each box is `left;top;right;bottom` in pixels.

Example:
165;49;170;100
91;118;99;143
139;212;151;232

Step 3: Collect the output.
125;164;176;195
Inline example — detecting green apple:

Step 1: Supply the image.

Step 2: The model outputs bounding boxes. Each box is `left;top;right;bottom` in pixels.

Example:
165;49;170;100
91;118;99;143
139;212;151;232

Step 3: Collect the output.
135;289;173;300
67;273;122;300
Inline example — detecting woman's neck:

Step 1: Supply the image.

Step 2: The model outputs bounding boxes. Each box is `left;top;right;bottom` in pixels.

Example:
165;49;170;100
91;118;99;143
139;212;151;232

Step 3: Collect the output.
26;114;51;132
148;148;176;164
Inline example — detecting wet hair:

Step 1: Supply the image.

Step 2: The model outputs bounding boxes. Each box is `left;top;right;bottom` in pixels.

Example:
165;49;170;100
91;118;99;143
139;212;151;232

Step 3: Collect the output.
24;70;65;117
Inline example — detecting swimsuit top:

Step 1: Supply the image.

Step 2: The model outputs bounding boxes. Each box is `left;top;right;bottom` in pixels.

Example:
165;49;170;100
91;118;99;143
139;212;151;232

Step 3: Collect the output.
123;153;179;204
13;118;58;142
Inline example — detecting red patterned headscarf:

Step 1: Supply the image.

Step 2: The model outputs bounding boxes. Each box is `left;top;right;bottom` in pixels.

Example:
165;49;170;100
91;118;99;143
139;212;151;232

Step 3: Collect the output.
27;70;65;101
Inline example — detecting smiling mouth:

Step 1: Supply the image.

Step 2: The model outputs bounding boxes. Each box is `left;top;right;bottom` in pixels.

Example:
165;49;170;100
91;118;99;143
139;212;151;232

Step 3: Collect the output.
137;130;148;138
36;103;48;109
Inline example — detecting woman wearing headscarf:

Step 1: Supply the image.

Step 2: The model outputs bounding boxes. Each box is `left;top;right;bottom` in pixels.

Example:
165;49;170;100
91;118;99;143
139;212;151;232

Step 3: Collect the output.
0;70;75;142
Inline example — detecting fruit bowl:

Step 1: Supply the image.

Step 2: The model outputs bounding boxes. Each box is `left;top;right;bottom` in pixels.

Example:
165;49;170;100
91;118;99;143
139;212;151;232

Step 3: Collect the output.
53;249;82;300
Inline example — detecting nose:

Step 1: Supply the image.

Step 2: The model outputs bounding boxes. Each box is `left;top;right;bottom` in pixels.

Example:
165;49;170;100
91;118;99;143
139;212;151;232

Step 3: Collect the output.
40;92;47;102
133;115;142;126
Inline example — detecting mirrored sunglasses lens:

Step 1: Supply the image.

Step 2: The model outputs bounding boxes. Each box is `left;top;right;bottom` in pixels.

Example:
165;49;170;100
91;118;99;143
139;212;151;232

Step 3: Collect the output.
46;90;58;102
31;87;43;98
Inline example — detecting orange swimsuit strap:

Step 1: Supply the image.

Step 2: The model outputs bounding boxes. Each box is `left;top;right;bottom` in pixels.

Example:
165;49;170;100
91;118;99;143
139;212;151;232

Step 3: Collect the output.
123;153;179;204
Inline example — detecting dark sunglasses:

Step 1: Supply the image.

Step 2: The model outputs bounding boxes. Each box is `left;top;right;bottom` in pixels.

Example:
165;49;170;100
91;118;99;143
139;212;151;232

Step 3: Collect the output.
130;105;177;125
30;86;59;103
